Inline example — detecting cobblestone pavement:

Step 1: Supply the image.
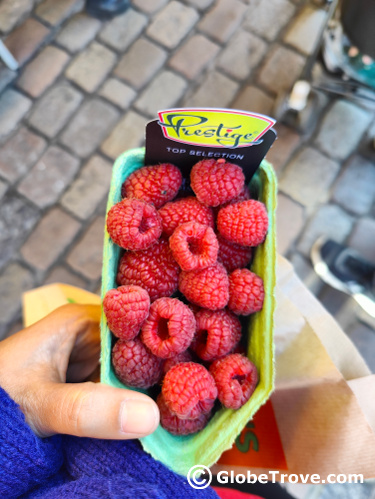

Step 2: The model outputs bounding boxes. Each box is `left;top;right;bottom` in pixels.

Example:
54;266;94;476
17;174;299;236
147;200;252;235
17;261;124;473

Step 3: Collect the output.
0;0;374;372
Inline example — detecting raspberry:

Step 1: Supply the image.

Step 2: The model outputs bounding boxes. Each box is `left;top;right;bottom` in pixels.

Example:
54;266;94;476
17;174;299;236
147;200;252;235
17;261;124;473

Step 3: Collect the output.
209;354;258;409
179;262;229;310
190;158;245;207
162;362;217;419
103;285;150;340
122;163;182;209
191;309;241;362
162;350;193;376
117;238;180;302
217;200;268;247
228;269;264;316
169;222;219;271
217;235;252;273
112;338;163;388
106;198;162;251
158;197;214;236
157;394;210;435
141;297;196;359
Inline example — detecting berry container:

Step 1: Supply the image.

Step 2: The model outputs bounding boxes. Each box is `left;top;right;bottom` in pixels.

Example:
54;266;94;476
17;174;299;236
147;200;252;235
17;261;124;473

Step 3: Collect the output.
100;147;277;476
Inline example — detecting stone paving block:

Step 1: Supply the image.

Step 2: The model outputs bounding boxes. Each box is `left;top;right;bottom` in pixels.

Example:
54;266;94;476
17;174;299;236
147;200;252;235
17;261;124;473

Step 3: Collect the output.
146;1;199;49
114;38;167;90
44;265;87;288
67;216;105;280
4;18;50;65
266;123;300;175
99;8;147;51
348;218;375;265
243;0;296;42
17;46;70;97
276;193;305;255
132;0;168;13
297;204;354;257
0;127;46;182
36;0;84;25
217;30;267;81
60;155;112;220
315;100;373;161
232;86;274;116
134;70;187;117
279;147;340;211
99;78;136;109
185;0;215;9
55;13;101;52
332;156;375;216
0;89;32;141
0;0;33;33
65;41;117;93
28;81;84;138
258;45;305;94
0;194;40;269
289;252;325;297
17;146;80;209
284;6;327;56
184;70;239;109
198;0;246;44
169;34;219;80
348;322;375;371
0;263;34;326
21;208;81;271
0;179;7;199
101;111;145;159
0;67;17;94
60;99;120;157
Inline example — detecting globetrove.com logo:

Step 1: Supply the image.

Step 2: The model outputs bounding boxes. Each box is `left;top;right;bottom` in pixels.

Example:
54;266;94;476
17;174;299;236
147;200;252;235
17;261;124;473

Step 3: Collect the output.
157;108;275;149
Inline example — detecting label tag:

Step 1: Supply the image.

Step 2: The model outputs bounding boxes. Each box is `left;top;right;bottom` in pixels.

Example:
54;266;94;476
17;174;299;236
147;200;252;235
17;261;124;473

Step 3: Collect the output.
145;107;277;183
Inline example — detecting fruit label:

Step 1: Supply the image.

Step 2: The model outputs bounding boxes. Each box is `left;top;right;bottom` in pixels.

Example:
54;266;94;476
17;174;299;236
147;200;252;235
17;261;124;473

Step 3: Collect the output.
145;108;277;182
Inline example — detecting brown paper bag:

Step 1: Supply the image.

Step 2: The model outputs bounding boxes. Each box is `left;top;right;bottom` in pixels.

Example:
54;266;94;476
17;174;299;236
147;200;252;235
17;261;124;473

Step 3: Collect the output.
213;255;375;481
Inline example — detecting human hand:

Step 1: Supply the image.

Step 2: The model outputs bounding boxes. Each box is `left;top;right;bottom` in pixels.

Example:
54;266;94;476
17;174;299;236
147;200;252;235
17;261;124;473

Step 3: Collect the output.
0;304;159;439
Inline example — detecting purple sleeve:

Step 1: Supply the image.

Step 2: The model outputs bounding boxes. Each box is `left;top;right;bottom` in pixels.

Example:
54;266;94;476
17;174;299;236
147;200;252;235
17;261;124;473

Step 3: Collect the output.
0;386;63;498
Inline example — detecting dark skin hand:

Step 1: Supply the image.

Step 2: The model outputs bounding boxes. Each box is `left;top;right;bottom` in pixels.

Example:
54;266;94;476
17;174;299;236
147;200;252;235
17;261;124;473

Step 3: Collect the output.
0;303;159;439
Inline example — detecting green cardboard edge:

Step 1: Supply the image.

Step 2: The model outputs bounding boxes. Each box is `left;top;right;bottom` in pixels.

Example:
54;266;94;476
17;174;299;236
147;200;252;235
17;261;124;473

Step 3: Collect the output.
100;147;277;477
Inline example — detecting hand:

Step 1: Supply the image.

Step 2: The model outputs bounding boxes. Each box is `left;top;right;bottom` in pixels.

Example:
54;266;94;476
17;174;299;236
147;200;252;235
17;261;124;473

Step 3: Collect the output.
0;304;159;440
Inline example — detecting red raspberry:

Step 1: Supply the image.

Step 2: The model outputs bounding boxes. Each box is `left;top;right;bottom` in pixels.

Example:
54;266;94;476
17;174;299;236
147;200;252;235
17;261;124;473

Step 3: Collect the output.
217;235;252;273
162;350;193;376
228;269;264;315
157;394;210;435
179;262;229;310
231;184;251;203
112;338;163;388
117;238;180;302
141;297;196;359
103;285;150;340
106;198;162;251
122;163;182;209
191;309;241;362
210;354;258;409
158;197;214;236
190;158;245;207
169;221;219;271
217;200;268;247
162;362;217;419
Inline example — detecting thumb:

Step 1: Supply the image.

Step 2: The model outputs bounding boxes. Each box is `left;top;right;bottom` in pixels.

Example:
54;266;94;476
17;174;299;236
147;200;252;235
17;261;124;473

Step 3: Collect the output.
38;382;160;439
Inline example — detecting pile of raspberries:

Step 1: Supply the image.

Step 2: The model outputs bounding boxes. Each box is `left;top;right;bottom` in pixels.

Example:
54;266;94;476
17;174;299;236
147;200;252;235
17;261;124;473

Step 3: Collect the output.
104;158;268;436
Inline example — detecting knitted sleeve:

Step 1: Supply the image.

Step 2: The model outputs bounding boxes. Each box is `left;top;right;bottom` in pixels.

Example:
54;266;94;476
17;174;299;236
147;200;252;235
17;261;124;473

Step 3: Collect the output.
0;386;63;499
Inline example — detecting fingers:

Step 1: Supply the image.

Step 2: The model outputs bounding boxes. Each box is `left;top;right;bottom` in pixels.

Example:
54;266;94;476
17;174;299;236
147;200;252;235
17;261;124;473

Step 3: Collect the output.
38;382;160;440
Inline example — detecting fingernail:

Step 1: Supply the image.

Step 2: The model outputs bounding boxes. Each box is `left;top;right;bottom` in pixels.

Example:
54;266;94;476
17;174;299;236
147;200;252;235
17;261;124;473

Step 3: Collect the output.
120;399;159;435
